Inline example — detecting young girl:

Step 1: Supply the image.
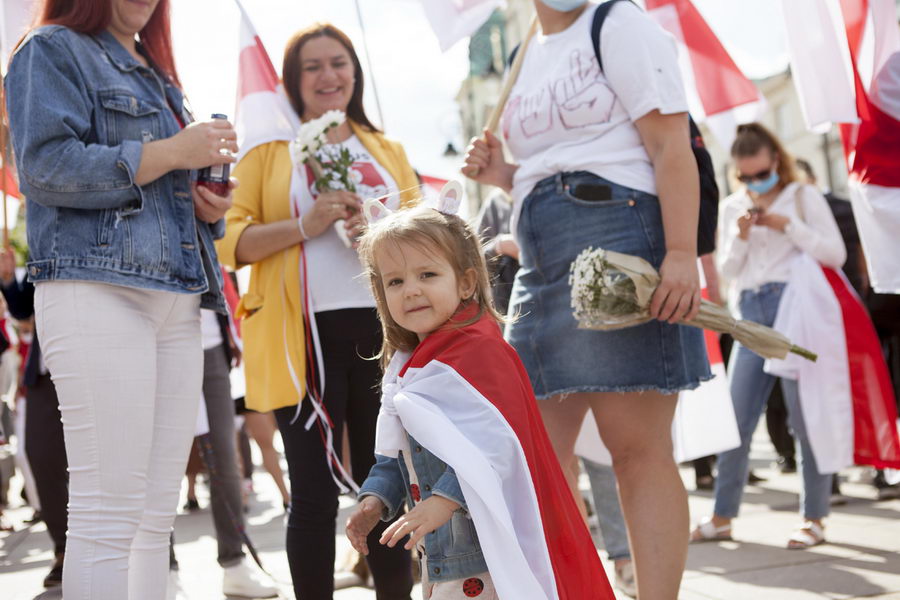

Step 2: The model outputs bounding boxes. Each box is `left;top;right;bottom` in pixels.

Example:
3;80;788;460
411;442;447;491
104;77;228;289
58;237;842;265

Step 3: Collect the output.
345;191;614;600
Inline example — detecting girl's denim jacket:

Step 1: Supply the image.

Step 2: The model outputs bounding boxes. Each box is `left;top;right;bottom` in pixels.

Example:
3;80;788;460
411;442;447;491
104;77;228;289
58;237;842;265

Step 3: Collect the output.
3;26;225;312
358;433;488;582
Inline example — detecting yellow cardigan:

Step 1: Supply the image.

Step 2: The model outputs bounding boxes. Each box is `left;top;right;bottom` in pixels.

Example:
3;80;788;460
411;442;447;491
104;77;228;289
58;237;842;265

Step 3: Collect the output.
216;123;420;412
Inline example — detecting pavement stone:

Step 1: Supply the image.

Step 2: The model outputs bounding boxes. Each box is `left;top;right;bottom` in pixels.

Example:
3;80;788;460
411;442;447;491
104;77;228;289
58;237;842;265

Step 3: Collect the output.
1;426;898;599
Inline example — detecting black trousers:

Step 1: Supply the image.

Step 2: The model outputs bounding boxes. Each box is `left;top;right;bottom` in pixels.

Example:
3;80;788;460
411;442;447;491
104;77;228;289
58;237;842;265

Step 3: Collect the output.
275;308;412;600
25;372;68;555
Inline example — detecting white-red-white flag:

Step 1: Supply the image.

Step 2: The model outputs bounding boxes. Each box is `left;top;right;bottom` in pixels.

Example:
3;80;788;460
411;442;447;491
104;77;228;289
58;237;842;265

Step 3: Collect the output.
233;0;298;159
645;0;765;149
781;0;858;131
419;0;503;52
784;0;900;293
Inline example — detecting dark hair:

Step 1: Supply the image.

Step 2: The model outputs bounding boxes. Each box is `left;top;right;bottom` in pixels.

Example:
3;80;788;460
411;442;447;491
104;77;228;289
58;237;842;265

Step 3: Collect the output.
282;22;378;131
35;0;180;86
731;122;798;185
358;206;502;369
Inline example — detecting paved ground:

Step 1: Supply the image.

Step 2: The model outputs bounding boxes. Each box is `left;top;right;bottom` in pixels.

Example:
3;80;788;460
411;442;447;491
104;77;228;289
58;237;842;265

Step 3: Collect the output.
2;428;899;600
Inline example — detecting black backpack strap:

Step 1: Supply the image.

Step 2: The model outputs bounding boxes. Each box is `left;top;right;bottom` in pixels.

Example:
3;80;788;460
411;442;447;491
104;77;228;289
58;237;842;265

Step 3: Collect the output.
591;0;636;72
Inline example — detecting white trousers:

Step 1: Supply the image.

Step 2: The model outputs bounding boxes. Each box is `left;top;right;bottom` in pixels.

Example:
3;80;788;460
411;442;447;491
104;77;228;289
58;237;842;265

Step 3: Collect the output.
35;281;202;600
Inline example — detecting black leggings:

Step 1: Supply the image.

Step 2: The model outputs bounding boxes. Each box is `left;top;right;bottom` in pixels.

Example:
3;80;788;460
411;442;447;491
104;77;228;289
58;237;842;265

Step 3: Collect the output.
275;308;412;600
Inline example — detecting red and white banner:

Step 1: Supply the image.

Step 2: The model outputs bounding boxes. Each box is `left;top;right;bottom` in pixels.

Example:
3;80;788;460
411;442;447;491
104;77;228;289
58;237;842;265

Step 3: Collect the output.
232;0;298;159
783;0;900;293
766;254;900;472
419;0;503;52
645;0;765;149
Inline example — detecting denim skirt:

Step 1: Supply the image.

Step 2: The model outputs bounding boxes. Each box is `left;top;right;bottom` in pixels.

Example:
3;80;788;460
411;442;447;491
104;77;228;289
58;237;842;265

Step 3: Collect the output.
504;171;711;399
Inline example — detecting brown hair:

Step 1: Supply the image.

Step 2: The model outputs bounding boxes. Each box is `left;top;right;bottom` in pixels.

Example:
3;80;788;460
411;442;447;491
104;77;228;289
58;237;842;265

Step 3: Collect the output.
358;206;503;369
281;22;378;131
730;122;798;186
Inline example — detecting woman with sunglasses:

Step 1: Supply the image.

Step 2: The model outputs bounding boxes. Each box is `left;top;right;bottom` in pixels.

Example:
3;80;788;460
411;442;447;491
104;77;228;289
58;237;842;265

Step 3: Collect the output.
691;122;845;549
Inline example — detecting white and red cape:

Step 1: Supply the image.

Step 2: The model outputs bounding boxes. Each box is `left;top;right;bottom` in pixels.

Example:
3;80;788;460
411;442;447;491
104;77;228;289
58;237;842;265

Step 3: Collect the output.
375;312;614;600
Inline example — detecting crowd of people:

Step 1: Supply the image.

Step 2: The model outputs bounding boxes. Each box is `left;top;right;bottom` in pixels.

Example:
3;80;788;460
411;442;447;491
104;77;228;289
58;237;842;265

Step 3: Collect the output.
0;1;898;600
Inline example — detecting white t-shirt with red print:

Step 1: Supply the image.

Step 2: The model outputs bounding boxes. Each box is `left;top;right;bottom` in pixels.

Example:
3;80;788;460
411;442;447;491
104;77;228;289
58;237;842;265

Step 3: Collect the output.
299;134;400;312
502;1;688;223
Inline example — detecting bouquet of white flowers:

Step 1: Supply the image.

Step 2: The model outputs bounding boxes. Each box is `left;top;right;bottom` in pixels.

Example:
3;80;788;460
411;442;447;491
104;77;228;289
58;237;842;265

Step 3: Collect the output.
289;110;358;247
569;247;817;361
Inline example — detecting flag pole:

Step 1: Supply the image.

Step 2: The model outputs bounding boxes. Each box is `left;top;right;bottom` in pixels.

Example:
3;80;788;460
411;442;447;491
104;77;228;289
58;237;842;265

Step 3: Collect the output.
484;14;537;133
353;0;387;129
469;14;537;177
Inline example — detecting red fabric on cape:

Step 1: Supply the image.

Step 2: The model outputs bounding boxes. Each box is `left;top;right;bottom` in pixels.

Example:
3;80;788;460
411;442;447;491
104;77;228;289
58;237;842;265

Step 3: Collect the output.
823;267;900;469
400;311;614;600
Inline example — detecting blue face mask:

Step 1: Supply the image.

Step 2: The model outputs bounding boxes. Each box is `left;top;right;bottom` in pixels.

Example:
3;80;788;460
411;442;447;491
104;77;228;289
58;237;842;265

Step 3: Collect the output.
746;169;780;195
539;0;588;11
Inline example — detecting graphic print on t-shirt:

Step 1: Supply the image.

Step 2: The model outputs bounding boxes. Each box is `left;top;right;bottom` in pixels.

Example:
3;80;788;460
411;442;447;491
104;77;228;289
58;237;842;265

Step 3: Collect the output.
503;48;615;140
305;148;389;204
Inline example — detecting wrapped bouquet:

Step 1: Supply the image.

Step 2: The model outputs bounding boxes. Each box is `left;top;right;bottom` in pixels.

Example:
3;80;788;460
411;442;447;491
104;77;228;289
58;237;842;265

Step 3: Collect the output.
289;110;358;247
569;247;817;361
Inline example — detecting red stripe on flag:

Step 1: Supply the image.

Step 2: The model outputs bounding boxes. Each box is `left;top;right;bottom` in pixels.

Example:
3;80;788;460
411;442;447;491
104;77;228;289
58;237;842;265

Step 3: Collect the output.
836;0;900;186
238;36;279;99
649;0;758;117
822;266;900;469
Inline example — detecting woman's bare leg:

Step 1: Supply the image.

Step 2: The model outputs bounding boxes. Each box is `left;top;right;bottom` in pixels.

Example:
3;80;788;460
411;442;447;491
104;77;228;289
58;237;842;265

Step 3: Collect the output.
586;391;686;600
243;411;290;506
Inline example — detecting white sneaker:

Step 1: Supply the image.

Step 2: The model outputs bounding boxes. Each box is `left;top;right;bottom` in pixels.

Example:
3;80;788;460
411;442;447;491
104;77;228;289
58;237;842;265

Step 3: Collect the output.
222;558;279;598
614;560;637;598
167;570;189;600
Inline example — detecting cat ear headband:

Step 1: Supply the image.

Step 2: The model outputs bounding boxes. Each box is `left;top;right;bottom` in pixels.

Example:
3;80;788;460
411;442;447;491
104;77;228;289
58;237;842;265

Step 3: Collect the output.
363;180;463;224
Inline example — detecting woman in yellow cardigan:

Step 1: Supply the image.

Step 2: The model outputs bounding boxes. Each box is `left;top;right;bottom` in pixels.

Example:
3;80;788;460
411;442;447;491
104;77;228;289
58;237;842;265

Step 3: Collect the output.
217;23;418;600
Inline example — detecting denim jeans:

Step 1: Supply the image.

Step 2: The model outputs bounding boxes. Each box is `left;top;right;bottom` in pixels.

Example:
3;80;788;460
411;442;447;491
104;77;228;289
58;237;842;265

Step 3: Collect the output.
198;344;245;567
713;282;832;520
582;459;631;561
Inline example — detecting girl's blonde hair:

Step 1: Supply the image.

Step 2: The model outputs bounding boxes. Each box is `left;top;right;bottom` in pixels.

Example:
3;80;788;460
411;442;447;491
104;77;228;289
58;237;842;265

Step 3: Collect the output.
358;205;503;369
730;122;799;187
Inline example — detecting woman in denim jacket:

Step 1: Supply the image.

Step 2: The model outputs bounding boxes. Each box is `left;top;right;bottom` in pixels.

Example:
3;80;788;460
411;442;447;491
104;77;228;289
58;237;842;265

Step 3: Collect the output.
4;1;236;598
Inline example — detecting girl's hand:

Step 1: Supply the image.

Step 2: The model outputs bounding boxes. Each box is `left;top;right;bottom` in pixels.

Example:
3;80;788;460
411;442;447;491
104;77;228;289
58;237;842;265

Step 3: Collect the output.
192;177;237;223
650;249;701;324
303;190;360;239
346;496;385;556
461;129;516;192
169;118;238;171
380;495;459;551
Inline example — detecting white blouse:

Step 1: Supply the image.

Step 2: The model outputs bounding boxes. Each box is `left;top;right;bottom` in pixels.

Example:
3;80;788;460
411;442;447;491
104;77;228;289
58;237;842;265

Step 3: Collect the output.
717;182;847;295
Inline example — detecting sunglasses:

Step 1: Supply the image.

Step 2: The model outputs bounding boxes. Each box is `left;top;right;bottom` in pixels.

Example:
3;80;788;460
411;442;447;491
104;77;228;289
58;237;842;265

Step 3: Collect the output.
737;167;775;183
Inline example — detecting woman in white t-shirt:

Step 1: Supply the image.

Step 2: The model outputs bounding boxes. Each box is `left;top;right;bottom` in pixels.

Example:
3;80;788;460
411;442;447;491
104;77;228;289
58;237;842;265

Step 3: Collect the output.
463;1;709;597
691;123;845;550
219;23;420;599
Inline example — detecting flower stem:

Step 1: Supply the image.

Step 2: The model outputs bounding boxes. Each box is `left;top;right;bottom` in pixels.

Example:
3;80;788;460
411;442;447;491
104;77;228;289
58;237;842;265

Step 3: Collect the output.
789;345;818;362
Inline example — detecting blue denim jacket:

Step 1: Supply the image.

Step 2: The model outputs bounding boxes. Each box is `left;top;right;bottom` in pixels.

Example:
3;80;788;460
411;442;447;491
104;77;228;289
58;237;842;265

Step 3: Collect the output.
3;26;225;312
358;434;488;582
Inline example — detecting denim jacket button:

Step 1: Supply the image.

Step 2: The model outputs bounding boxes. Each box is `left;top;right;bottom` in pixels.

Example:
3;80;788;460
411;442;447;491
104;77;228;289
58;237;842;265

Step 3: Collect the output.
29;267;38;276
424;484;432;492
414;445;423;453
433;567;441;575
